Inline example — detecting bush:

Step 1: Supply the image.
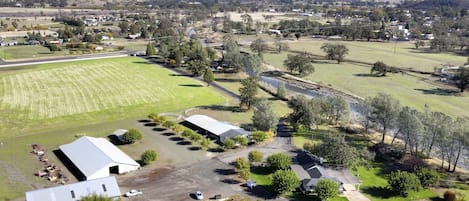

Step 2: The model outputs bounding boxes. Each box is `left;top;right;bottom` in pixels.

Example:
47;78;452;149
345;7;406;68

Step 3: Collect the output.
238;169;250;181
162;121;176;129
200;138;210;147
189;133;203;142
122;128;143;144
234;157;250;170
388;171;421;196
232;136;248;146
252;131;266;143
266;153;291;171
182;129;193;137
315;179;340;201
414;167;440;188
271;170;300;195
141;150;158;165
248;150;263;163
444;190;456;201
224;138;235;149
303;142;313;152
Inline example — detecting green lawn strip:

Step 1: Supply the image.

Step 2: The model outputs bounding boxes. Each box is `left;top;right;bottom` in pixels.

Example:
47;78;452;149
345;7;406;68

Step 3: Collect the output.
355;165;438;201
0;45;66;60
262;52;469;118
285;39;466;72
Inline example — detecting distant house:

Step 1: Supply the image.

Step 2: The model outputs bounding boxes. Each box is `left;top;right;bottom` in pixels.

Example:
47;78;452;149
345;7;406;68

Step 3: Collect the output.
59;136;140;181
127;33;141;39
183;115;250;142
268;29;282;35
25;176;121;201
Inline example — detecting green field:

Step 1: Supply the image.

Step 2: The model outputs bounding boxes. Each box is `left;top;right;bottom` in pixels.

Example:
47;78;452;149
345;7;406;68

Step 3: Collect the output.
285;39;467;72
0;57;227;138
0;45;68;60
263;52;469;118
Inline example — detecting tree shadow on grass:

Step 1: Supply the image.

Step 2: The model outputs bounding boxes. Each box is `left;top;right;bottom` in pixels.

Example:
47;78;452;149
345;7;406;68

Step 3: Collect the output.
215;78;243;82
138;119;151;123
179;84;204;87
361;186;395;199
415;88;461;96
221;178;241;184
132;61;152;65
201;105;243;113
354;73;380;77
144;123;157;127
207;147;225;153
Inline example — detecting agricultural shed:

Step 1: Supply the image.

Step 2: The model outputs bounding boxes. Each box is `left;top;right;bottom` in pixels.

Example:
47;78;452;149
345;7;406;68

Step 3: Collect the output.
59;136;140;181
184;115;250;142
26;176;121;201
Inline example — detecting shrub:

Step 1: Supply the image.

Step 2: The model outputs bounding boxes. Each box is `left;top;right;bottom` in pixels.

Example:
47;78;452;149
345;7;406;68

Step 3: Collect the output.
271;170;300;195
266;153;291;171
234;157;250;170
248;150;263;163
141;150;158;165
388;171;421;196
162;121;176;129
173;124;185;134
303;142;313;152
251;131;266;143
224;138;235;149
200;137;210;147
414;167;440;188
444;190;456;201
238;169;250;181
122;128;143;144
189;133;203;142
232;136;248;146
315;179;340;201
182;129;193;137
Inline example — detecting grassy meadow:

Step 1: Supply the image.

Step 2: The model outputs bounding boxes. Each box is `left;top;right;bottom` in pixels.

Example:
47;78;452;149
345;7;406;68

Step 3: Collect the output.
262;52;469;118
0;45;68;60
0;57;227;138
285;39;467;72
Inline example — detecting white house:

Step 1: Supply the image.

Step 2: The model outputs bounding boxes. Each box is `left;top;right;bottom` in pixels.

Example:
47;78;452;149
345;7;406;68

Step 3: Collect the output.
25;176;121;201
184;115;250;142
59;136;140;181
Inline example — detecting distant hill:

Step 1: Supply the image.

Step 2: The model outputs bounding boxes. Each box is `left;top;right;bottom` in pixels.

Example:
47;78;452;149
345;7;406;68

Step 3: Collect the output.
400;0;469;9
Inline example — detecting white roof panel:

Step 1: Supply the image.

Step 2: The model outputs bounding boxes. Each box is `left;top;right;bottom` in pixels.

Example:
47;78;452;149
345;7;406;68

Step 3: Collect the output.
185;115;239;135
26;176;121;201
59;136;139;179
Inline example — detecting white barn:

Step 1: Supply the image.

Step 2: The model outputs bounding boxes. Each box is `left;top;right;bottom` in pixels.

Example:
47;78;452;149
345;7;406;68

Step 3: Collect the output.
59;136;140;181
26;176;121;201
184;115;250;142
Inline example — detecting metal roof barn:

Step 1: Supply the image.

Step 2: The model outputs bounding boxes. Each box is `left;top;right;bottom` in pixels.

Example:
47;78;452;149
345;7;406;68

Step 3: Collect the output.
59;136;140;180
26;176;121;201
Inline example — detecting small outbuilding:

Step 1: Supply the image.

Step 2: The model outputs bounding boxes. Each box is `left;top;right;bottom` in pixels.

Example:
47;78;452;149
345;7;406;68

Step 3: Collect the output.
183;115;250;142
59;136;140;181
25;176;121;201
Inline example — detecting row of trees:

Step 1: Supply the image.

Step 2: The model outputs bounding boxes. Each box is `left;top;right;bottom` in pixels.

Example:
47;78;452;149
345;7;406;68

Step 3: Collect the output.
357;93;469;172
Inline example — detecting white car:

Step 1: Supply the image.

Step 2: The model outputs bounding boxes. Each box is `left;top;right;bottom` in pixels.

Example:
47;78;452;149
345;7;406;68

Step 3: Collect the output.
125;189;142;197
195;191;203;200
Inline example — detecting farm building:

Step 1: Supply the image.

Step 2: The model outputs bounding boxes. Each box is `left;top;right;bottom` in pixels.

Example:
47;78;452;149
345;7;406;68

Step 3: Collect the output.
59;136;140;181
25;176;121;201
183;115;250;142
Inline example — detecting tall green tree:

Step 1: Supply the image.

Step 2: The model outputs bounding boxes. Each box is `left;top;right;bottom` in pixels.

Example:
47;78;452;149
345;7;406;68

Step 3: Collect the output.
395;106;424;154
223;35;244;72
277;82;287;99
455;67;469;92
271;170;300;195
388;171;421;196
203;68;214;86
250;38;268;57
320;43;349;64
367;93;401;143
239;77;258;109
252;99;278;131
371;61;389;76
266;153;291;171
243;54;262;77
283;53;314;76
274;39;289;53
315;179;340;201
146;42;156;56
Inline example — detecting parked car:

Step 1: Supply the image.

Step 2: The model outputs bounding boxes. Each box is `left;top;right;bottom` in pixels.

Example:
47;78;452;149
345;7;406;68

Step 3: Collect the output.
125;189;142;197
195;191;203;200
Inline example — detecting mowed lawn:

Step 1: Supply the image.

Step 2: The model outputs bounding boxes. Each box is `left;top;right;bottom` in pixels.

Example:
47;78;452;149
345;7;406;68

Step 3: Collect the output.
263;52;469;118
285;39;467;72
0;57;227;138
0;45;67;60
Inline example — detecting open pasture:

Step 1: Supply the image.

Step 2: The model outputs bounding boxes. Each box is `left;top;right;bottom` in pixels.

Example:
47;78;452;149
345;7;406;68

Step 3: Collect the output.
0;57;226;138
262;52;469;118
0;45;67;61
286;39;467;72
